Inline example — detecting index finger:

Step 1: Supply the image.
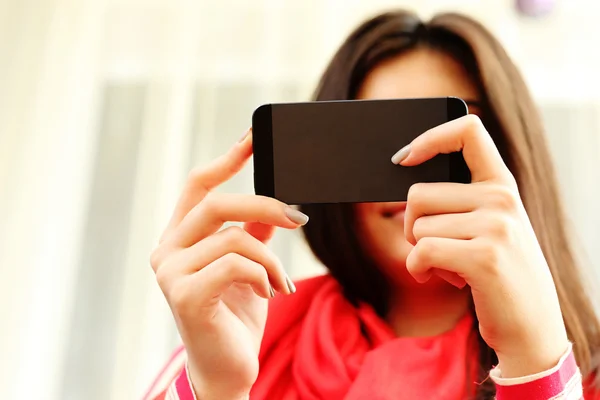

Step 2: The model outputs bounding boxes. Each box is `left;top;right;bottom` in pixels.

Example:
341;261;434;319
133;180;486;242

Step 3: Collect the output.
169;193;307;248
161;128;253;241
393;115;514;184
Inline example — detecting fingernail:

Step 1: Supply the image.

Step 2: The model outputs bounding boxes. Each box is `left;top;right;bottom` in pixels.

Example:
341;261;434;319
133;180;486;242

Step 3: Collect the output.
269;285;275;298
284;206;309;225
285;275;296;294
238;127;252;143
391;144;411;164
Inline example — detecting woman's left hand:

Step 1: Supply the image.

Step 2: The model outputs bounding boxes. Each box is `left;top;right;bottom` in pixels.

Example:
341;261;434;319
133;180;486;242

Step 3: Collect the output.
396;115;569;378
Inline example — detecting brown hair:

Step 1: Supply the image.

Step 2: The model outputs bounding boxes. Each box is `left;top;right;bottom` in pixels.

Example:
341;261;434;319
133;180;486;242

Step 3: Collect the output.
300;10;600;399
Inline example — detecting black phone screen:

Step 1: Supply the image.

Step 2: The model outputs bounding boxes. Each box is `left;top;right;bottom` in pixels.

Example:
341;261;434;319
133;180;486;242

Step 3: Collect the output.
252;97;469;205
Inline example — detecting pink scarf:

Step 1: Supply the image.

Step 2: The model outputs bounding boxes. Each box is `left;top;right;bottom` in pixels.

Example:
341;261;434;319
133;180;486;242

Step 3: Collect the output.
251;275;477;400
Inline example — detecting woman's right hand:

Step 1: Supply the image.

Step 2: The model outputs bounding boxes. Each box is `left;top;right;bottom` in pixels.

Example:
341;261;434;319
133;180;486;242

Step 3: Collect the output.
150;129;308;400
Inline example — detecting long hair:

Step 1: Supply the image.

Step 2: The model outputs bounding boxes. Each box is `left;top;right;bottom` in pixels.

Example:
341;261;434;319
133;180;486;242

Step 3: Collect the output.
299;11;600;399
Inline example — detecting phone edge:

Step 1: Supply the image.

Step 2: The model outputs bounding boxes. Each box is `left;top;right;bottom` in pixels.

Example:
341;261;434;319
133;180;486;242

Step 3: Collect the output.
446;96;468;120
447;97;472;184
252;104;275;198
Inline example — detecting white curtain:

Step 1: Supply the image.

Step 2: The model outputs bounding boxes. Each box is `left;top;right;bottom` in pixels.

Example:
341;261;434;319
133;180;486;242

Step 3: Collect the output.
1;1;598;399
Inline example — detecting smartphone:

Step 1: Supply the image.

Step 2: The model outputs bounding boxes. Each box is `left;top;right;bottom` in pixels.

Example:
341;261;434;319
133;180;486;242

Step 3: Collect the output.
252;97;470;205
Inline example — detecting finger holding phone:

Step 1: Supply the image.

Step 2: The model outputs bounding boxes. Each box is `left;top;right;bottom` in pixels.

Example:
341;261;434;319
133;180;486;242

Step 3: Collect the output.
396;114;569;378
150;130;307;400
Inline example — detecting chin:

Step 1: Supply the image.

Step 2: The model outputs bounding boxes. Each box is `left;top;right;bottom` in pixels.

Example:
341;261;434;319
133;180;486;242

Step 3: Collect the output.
357;201;459;292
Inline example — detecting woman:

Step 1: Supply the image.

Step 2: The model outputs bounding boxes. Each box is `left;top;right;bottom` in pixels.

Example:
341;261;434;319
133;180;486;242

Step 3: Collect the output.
145;11;600;400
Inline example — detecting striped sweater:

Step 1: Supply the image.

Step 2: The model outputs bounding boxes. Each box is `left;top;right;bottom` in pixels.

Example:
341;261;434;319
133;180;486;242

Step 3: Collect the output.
144;343;586;399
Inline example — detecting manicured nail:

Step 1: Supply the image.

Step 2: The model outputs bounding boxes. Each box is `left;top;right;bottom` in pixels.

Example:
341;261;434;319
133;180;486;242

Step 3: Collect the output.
238;127;252;143
285;275;296;294
269;285;275;298
284;206;309;225
391;144;411;164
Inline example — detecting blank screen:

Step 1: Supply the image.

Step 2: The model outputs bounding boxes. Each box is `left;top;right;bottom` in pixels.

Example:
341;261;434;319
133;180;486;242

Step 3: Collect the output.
270;98;453;204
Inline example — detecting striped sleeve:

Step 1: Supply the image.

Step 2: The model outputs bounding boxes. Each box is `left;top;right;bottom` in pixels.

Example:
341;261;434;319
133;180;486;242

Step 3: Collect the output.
143;346;197;400
490;343;583;400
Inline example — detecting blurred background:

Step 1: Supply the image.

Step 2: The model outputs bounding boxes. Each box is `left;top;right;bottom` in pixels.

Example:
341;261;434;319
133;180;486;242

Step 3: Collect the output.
1;0;599;399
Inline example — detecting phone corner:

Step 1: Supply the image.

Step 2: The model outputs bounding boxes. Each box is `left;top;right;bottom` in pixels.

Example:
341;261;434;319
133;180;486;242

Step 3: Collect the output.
446;97;468;120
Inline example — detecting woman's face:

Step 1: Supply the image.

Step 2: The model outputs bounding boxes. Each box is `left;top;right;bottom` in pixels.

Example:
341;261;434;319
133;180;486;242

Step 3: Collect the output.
355;47;480;291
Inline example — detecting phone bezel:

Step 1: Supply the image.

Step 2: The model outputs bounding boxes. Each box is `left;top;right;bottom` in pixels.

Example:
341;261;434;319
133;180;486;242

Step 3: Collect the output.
252;104;275;198
446;97;472;184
